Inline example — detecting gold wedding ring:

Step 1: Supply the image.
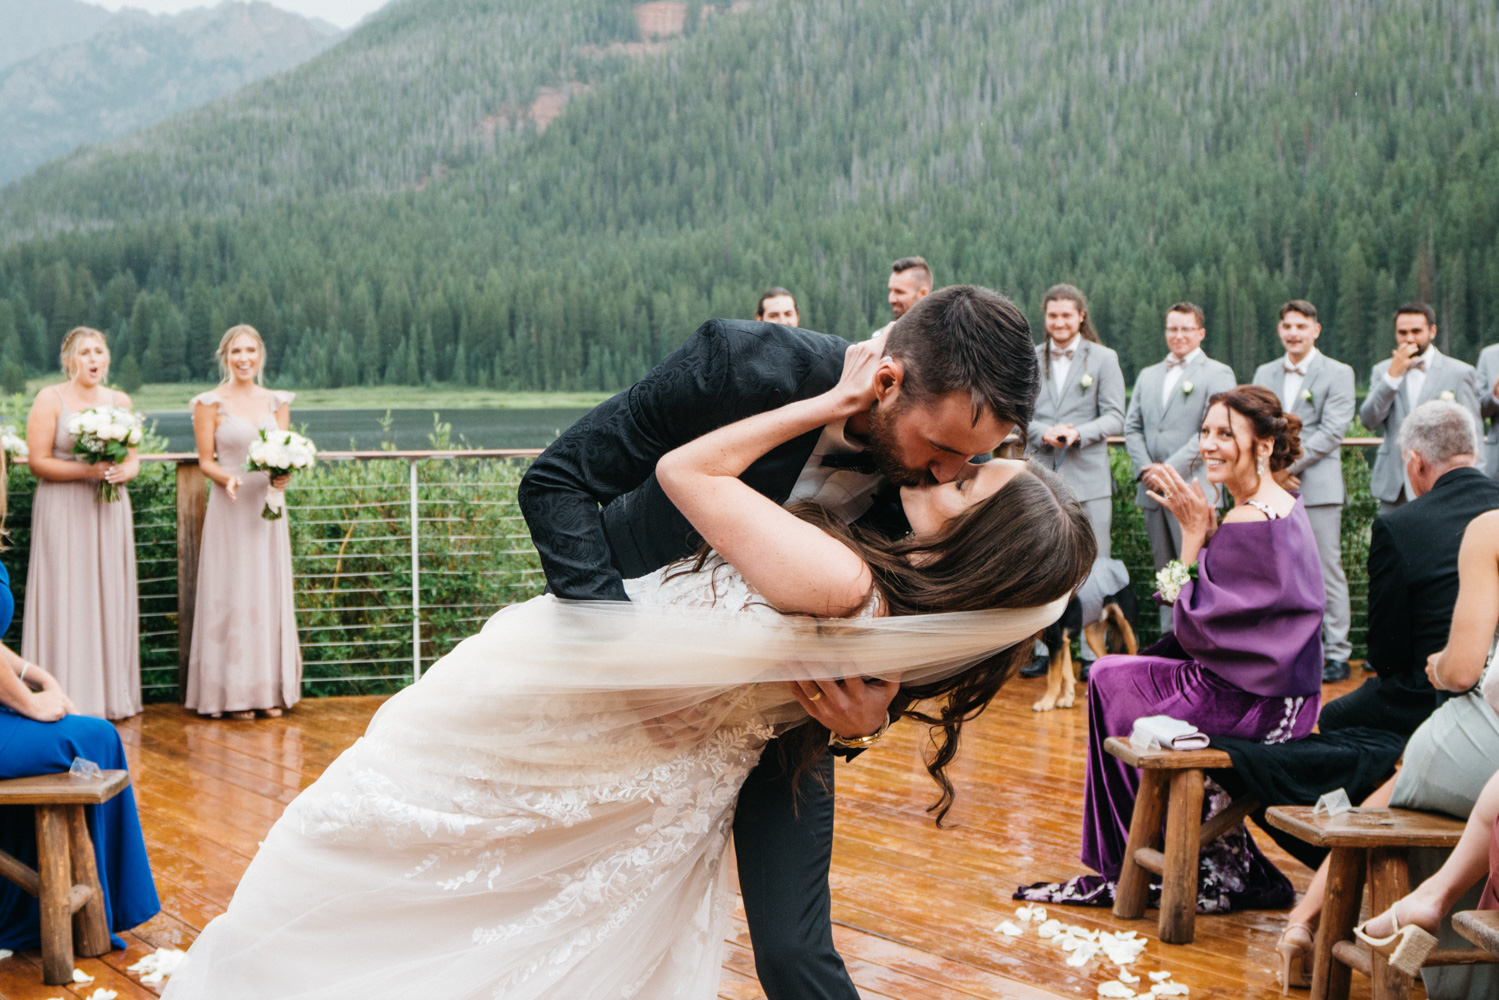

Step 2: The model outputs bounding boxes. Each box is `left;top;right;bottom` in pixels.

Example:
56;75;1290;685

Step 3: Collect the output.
807;689;824;702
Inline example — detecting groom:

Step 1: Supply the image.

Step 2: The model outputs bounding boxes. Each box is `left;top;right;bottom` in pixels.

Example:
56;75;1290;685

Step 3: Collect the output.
518;284;1037;998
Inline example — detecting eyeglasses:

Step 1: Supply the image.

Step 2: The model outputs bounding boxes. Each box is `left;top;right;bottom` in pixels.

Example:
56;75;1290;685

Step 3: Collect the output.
1164;326;1201;334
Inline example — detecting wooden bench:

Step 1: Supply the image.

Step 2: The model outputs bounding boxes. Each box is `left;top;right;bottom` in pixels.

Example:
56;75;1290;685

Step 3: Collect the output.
0;769;131;985
1104;736;1258;944
1454;910;1499;958
1266;805;1499;1000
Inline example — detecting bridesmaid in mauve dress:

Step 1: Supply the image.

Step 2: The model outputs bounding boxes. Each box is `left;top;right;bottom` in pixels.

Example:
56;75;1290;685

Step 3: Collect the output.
1019;385;1324;913
185;325;301;720
21;327;141;721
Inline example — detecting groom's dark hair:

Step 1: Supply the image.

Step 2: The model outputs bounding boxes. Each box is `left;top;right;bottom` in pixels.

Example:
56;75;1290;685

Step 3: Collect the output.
884;285;1039;429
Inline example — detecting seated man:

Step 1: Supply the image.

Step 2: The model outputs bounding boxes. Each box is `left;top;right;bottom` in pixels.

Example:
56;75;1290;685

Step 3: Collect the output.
1321;399;1499;735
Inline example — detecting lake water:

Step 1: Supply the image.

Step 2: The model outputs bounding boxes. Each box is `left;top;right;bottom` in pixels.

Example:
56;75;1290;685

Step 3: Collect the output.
143;407;594;453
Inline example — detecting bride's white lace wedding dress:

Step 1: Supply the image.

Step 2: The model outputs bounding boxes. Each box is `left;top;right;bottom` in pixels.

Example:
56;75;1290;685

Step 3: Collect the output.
162;561;1058;999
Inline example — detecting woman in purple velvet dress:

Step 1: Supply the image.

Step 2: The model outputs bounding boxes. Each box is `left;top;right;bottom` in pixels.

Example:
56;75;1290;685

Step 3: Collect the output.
1020;384;1325;912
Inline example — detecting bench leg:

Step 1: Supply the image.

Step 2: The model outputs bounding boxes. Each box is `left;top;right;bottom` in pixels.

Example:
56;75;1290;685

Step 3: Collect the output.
67;805;111;958
1368;847;1412;1000
1313;846;1366;1000
1158;767;1205;944
35;805;73;986
1114;769;1168;920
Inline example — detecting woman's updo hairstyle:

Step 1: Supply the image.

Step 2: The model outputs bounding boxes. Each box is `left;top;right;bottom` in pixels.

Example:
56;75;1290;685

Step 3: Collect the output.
1208;384;1303;472
59;326;108;379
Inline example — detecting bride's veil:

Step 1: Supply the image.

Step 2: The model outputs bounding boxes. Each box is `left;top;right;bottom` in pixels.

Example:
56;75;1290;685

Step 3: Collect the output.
368;595;1067;764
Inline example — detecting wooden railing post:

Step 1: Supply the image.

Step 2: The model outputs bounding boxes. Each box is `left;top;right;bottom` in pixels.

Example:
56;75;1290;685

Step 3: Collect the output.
175;461;207;697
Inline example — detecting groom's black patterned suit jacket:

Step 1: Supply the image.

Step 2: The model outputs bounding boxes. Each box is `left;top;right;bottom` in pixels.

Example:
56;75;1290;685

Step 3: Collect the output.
518;319;910;604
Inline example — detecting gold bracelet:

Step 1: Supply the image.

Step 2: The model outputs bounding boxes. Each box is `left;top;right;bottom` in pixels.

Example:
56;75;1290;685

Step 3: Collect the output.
828;712;894;750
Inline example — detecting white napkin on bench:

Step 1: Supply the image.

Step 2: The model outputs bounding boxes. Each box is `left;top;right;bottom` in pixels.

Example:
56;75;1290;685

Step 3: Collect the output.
1129;714;1211;753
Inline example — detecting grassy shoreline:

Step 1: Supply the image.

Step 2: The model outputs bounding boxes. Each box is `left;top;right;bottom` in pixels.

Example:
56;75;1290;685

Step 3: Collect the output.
22;380;614;413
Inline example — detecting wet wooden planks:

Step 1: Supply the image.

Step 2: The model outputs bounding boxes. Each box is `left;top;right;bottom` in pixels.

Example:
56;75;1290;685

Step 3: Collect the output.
0;674;1396;998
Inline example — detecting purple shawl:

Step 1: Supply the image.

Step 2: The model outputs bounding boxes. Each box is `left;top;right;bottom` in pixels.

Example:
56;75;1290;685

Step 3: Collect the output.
1167;498;1325;698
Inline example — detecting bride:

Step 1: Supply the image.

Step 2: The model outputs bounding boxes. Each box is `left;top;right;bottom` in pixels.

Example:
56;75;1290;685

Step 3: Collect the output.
162;348;1095;999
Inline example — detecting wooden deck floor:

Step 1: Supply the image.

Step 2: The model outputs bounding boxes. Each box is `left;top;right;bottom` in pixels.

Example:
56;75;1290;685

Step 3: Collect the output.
0;672;1399;998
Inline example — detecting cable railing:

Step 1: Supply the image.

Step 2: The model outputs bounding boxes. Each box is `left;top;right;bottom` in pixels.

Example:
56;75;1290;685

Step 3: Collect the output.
0;437;1385;701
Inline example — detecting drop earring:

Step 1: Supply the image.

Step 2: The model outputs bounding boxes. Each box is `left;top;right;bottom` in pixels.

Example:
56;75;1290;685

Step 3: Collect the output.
1256;456;1266;476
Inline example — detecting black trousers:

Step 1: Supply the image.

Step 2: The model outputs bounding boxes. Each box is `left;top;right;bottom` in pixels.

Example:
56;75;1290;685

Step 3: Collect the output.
1317;675;1440;738
732;745;858;1000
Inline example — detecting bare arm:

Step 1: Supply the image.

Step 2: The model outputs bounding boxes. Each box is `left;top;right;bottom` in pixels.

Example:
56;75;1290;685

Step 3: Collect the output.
111;391;141;484
0;646;72;722
1427;510;1499;692
271;398;292;489
193;402;239;496
24;389;100;482
656;347;878;618
1145;463;1218;565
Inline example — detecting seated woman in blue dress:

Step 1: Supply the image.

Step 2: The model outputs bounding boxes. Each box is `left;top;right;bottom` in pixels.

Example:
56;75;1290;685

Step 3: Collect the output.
1019;385;1325;913
0;500;158;950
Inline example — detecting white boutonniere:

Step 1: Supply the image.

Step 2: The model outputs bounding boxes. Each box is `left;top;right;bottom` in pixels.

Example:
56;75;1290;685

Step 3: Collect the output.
1440;389;1456;402
1079;373;1094;389
1181;381;1194;396
1303;389;1314;404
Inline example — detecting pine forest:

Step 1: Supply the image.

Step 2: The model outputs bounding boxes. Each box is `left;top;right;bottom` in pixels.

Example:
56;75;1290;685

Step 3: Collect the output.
0;0;1496;394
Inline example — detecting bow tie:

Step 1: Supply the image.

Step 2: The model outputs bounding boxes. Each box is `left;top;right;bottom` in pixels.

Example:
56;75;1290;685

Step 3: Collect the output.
1407;358;1427;372
1164;356;1189;371
821;451;879;476
1283;362;1306;375
1050;346;1075;361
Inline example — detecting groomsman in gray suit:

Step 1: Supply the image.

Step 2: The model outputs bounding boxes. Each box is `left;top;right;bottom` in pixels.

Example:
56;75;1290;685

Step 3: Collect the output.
1026;286;1127;556
1475;342;1499;477
1124;302;1236;629
1024;283;1125;676
1359;302;1483;515
1253;300;1357;681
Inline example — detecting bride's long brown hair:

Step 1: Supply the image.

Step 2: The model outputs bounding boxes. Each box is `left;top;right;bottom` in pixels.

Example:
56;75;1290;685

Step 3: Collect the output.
678;459;1096;823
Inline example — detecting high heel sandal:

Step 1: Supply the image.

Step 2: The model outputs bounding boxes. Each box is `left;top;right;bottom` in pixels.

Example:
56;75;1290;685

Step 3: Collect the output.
1353;904;1438;977
1276;921;1313;993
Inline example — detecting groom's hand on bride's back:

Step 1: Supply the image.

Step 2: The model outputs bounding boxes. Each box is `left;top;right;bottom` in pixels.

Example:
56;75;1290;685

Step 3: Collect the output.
788;676;898;740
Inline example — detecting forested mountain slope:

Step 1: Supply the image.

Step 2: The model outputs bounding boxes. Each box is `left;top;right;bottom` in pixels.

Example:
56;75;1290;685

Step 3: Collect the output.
0;2;342;186
0;0;1496;394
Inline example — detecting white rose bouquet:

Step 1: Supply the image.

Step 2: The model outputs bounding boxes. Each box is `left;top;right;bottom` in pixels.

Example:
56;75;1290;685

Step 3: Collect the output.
0;425;27;463
66;406;143;501
245;429;317;520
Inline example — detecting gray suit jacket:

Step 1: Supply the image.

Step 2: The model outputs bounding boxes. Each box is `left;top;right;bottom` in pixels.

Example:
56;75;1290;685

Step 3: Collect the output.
1475;344;1499;478
1359;349;1482;502
1252;352;1356;506
1123;352;1237;509
1025;340;1126;501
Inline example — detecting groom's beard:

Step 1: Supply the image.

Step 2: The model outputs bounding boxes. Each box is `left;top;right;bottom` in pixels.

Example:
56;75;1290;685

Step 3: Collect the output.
864;400;930;488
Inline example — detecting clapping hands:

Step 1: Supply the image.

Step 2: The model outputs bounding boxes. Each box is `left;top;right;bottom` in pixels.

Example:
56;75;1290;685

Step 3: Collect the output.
1144;464;1217;543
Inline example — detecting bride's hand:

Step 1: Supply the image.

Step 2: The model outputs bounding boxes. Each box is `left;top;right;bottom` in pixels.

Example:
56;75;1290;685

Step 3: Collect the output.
788;675;898;740
829;340;887;417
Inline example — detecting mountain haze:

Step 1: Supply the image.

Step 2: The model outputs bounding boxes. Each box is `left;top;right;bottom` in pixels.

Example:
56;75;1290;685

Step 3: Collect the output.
0;0;114;72
0;1;342;186
0;0;1496;396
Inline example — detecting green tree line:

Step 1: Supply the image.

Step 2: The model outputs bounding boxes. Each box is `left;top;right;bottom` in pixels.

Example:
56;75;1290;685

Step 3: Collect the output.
0;0;1497;393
